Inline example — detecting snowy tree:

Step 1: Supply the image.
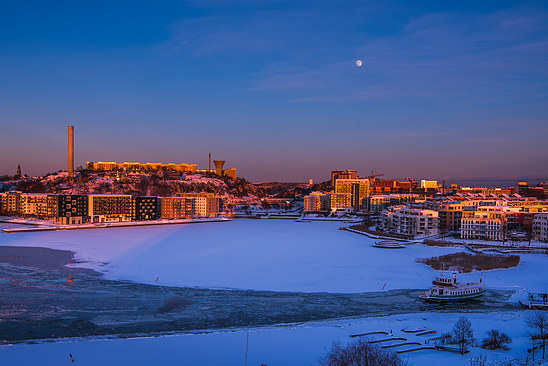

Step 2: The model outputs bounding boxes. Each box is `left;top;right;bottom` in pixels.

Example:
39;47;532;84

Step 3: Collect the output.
321;338;406;366
481;329;512;350
452;317;474;355
526;311;548;360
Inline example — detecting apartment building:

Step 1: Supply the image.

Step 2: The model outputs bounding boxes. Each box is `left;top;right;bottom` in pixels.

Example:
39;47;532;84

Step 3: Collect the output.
382;207;439;236
161;197;194;219
303;192;332;212
56;195;89;225
132;196;161;221
20;193;54;218
460;206;520;241
0;191;22;215
533;213;548;242
335;178;370;210
193;196;220;217
88;194;132;223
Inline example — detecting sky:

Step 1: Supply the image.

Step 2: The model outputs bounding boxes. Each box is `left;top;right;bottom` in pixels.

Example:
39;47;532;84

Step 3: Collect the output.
0;0;547;185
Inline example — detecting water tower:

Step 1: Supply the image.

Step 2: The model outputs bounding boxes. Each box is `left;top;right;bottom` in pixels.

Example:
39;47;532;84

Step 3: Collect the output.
213;160;225;176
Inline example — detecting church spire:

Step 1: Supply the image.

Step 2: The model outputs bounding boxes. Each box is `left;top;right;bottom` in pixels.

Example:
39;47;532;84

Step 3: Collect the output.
16;164;21;178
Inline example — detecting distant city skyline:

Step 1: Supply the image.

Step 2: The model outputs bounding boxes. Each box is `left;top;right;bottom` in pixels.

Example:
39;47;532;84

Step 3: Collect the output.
1;0;547;184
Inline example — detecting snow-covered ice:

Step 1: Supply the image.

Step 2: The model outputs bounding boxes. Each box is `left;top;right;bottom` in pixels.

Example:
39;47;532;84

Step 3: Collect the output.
0;219;546;293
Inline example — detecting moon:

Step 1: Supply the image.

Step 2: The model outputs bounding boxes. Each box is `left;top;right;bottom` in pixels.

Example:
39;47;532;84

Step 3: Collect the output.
355;59;363;67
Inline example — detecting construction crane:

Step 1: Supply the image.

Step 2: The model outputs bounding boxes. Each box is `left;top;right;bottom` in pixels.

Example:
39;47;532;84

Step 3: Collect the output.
368;171;385;179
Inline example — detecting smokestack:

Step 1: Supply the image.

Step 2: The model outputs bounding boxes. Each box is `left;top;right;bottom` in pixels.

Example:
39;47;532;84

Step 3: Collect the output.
68;126;74;181
213;160;225;177
209;153;211;172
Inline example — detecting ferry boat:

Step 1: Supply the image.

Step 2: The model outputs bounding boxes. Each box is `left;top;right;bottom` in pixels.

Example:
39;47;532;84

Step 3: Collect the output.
373;240;405;249
419;272;485;302
519;292;548;310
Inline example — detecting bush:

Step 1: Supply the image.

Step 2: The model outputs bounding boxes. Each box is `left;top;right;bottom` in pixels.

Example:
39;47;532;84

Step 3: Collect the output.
481;329;512;350
320;338;406;366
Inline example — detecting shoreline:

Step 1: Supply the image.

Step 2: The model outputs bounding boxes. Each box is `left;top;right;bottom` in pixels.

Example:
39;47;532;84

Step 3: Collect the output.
1;217;231;233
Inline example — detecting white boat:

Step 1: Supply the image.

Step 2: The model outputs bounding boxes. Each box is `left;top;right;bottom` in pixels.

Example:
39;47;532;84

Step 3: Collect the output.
520;292;548;310
373;240;405;249
419;272;485;302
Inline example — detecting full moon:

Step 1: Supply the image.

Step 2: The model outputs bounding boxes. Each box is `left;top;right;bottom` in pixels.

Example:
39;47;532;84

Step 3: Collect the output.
356;59;363;67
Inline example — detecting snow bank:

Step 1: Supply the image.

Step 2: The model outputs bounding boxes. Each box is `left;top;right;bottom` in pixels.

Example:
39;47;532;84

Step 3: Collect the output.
0;311;533;366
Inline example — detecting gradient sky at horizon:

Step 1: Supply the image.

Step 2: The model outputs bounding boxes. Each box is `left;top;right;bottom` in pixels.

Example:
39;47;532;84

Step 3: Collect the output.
1;0;547;185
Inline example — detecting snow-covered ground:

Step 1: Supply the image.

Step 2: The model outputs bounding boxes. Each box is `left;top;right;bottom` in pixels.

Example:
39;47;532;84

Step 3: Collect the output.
0;311;538;366
0;219;546;293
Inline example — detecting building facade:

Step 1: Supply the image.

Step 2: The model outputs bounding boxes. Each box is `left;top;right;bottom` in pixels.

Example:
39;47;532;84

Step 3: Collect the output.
56;195;89;225
161;197;194;219
382;207;439;237
335;178;370;210
132;196;161;221
533;213;548;242
88;194;132;223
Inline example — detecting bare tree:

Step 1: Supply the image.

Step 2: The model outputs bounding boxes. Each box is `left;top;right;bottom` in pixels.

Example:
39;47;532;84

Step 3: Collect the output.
526;311;548;360
321;338;406;366
481;329;512;350
452;317;474;355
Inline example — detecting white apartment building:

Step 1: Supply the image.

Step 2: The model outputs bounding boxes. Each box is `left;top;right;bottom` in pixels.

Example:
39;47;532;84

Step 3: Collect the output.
382;206;439;237
460;206;520;241
533;213;548;242
304;193;322;212
303;192;332;212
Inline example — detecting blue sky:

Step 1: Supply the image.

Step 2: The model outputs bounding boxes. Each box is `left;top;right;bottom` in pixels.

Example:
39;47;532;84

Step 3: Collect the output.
1;0;547;185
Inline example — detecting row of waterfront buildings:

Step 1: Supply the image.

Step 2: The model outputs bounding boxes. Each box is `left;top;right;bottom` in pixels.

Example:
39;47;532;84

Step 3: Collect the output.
304;170;548;242
0;192;220;225
381;198;548;242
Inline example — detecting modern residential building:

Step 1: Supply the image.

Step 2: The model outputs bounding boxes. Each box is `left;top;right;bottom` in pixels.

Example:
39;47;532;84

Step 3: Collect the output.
335;178;370;210
20;193;53;218
191;195;220;217
460;206;520;241
382;207;439;236
329;192;352;211
330;170;358;186
304;193;322;212
161;197;194;219
0;191;22;215
437;203;464;232
533;213;548;242
303;192;331;212
132;196;161;221
88;194;132;223
56;195;89;225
